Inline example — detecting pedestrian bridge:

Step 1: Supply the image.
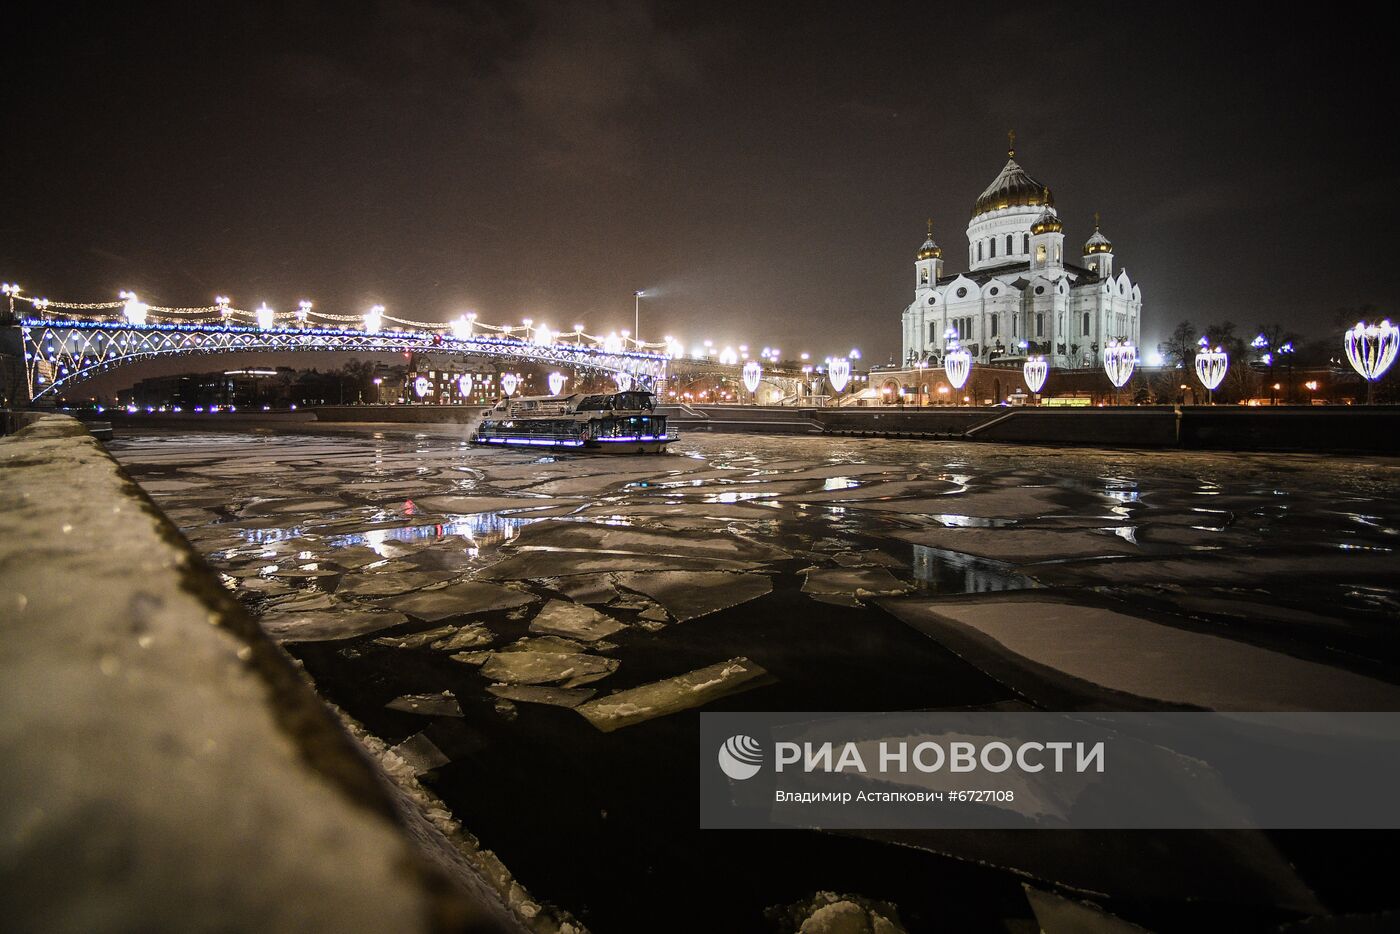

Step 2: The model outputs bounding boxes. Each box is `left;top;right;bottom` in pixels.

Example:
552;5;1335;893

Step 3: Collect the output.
20;318;669;402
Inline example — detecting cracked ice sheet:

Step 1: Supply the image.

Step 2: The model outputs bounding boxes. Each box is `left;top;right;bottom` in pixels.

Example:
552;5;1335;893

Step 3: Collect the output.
261;608;410;643
528;600;626;642
802;567;914;596
481;651;618;688
577;657;772;732
374;581;538;621
886;527;1141;563
389;732;451;775
503;521;789;563
881;596;1400;711
611;571;771;622
486;684;597;708
336;570;462;596
385;693;464;717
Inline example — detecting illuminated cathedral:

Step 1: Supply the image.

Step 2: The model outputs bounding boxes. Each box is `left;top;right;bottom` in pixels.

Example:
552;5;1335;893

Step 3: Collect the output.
900;135;1142;368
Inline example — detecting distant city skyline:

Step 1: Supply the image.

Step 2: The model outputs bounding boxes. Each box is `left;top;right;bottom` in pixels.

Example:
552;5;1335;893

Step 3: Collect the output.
3;1;1393;370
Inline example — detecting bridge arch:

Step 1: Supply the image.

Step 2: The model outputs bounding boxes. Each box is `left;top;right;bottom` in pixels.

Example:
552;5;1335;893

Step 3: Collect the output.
21;320;668;402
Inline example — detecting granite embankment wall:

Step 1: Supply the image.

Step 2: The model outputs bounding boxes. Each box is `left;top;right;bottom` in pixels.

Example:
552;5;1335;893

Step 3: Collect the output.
660;404;1400;454
0;415;532;933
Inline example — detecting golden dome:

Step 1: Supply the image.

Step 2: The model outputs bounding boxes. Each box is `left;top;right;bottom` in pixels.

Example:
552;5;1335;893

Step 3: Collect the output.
1030;201;1063;235
916;219;941;259
972;134;1053;216
1084;214;1113;254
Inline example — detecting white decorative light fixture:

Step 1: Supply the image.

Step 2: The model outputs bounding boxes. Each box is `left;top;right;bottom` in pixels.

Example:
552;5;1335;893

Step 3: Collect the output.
297;300;312;323
742;359;762;394
1103;339;1136;388
533;323;552;346
828;356;851;392
719;346;739;365
1023;356;1048;394
120;291;148;326
451;314;473;340
614;371;633;392
548;372;567;395
458;373;473;397
665;336;685;358
1194;346;1229;392
256;302;275;330
604;332;623;353
414;376;431;398
364;305;384;335
1344;320;1398;388
944;348;971;390
501;373;520;396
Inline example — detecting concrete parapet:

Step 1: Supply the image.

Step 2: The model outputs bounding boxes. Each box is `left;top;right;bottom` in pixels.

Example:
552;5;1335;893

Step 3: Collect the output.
0;416;525;932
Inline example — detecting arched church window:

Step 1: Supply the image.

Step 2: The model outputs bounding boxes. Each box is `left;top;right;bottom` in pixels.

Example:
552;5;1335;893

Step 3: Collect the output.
920;268;929;284
1082;312;1091;335
1036;313;1044;337
990;239;997;259
977;242;983;261
990;316;999;337
1023;234;1030;252
1036;245;1047;263
1006;234;1014;254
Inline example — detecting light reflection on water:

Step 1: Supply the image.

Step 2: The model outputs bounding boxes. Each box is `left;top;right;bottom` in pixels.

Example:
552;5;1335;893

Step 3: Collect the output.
911;545;1039;593
327;512;531;556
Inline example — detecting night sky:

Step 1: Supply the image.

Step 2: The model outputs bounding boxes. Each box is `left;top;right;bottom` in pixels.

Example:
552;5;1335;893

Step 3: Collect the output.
4;1;1394;370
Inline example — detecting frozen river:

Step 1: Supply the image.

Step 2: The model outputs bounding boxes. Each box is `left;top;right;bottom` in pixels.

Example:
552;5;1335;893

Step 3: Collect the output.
110;427;1400;932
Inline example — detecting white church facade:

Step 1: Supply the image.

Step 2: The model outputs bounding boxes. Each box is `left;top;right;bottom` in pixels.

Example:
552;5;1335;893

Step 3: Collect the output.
900;139;1142;369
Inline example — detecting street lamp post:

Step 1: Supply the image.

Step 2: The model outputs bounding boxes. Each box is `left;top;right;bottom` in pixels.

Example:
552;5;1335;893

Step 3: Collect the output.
633;290;644;346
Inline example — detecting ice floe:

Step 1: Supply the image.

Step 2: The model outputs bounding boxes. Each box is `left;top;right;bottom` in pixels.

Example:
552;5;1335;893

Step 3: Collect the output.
577;657;771;731
611;571;772;622
385;692;464;717
528;600;626;642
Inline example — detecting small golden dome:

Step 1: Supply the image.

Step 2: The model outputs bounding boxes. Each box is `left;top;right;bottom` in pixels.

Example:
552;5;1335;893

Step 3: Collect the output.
917;219;941;259
1084;214;1113;254
1030;200;1063;235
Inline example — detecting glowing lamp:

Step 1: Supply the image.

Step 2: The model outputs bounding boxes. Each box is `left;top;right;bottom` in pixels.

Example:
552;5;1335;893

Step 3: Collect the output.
458;373;473;397
944;348;972;390
1344;320;1398;382
451;315;473;340
1023;356;1048;393
414;376;431;398
256;302;275;329
121;292;148;326
1103;340;1136;388
548;372;567;395
364;305;384;335
1194;347;1229;391
742;360;762;394
828;356;851;392
501;373;519;396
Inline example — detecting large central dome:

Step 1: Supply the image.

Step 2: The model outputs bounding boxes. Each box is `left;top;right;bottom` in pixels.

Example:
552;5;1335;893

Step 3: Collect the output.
972;154;1053;217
